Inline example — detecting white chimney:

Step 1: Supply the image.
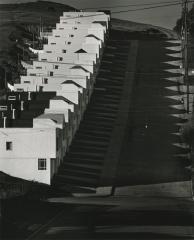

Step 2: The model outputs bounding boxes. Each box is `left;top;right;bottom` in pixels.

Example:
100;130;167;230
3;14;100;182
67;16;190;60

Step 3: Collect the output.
12;109;16;119
21;101;24;111
10;104;13;110
28;91;31;100
3;117;7;128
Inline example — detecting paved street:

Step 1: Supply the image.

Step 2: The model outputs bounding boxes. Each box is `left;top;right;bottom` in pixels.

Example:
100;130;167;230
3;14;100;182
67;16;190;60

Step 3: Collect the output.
24;196;194;240
116;39;191;186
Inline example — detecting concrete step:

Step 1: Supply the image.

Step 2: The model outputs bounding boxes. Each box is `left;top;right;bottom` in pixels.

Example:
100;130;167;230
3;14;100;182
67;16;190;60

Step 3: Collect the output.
66;157;103;166
61;162;102;173
58;169;99;180
53;175;98;187
69;145;107;154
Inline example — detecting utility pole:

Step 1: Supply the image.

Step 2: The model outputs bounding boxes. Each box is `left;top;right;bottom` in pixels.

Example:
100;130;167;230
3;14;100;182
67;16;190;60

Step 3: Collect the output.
182;0;189;113
39;16;43;49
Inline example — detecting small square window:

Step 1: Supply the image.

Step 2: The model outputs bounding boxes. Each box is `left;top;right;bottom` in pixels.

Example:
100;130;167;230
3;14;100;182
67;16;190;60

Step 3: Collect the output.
54;65;59;69
67;42;71;45
43;78;48;84
62;50;66;53
50;72;53;76
58;57;63;61
6;142;12;151
38;158;46;170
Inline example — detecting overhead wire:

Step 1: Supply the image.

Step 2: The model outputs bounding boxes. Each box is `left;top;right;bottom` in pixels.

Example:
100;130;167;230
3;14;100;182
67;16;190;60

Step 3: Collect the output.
60;2;185;21
80;0;182;10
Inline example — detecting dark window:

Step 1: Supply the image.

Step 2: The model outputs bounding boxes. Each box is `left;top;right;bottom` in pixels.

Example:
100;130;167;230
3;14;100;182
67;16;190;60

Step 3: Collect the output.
58;57;63;61
50;72;53;76
51;43;56;45
6;142;12;151
69;34;74;37
38;158;46;170
54;65;59;69
62;50;66;53
46;51;52;53
67;42;71;45
43;78;48;84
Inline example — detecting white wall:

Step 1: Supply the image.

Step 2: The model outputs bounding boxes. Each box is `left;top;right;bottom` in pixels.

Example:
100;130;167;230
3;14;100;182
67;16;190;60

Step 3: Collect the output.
60;12;110;27
44;43;100;57
52;28;104;41
3;11;109;185
49;99;74;112
0;127;56;184
38;52;97;64
33;60;94;73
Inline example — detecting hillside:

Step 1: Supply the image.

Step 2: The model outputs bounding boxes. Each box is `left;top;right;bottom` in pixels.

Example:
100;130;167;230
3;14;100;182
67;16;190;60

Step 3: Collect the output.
0;1;76;89
111;18;177;39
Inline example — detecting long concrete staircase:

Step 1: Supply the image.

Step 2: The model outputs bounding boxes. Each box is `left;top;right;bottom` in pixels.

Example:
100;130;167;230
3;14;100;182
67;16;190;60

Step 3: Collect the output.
52;32;130;190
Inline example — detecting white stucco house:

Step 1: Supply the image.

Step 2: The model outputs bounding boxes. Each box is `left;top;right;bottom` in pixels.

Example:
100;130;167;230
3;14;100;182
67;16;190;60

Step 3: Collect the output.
0;11;110;185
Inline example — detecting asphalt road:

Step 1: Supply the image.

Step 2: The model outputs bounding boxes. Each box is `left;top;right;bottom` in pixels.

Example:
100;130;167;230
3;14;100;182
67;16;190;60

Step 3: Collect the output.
116;39;191;186
22;196;194;240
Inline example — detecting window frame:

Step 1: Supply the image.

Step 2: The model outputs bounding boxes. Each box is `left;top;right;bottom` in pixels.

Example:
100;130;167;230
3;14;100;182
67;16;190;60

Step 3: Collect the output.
6;141;13;151
38;158;47;170
43;78;48;84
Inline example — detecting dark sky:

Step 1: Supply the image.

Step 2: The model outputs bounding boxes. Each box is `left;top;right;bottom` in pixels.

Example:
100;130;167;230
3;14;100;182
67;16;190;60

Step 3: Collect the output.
0;0;192;29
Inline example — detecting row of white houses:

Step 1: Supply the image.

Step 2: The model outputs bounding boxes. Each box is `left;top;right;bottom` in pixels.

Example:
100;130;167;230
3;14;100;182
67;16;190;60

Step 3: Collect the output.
0;12;110;185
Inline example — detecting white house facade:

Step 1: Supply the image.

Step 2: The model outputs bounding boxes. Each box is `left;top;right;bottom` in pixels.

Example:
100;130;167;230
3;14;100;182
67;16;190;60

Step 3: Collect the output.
0;11;110;185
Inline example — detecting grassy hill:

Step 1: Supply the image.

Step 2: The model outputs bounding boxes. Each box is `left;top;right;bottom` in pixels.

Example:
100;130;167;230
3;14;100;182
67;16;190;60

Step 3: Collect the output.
0;1;76;89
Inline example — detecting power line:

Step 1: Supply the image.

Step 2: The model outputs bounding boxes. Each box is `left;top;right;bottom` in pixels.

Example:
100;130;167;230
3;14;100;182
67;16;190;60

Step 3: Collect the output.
61;2;184;21
80;0;181;10
111;2;183;14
